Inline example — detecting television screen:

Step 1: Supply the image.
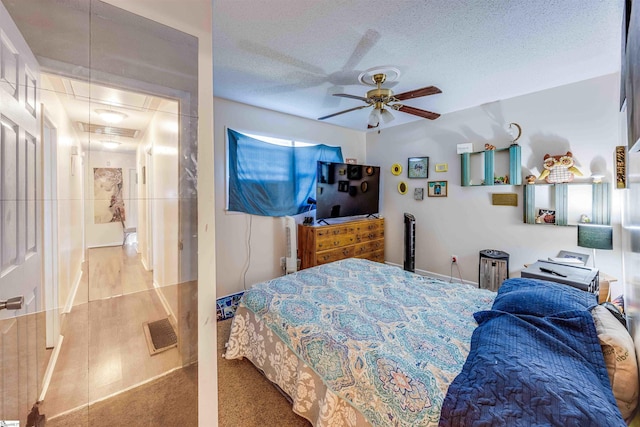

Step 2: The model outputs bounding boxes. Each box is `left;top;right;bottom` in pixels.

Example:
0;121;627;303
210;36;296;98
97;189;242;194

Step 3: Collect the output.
316;161;380;220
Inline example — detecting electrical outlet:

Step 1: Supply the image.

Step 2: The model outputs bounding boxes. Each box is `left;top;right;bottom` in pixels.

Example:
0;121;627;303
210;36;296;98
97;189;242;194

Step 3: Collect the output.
451;255;458;263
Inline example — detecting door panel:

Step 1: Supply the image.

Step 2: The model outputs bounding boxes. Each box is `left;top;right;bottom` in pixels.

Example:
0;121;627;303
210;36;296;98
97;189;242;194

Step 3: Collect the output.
0;0;42;423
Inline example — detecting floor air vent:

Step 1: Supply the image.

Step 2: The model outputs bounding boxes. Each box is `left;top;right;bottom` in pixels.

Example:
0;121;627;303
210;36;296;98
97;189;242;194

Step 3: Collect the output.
143;318;178;355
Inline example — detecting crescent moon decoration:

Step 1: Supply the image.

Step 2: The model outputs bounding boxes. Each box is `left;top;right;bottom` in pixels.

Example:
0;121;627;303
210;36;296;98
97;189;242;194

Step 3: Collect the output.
508;122;522;143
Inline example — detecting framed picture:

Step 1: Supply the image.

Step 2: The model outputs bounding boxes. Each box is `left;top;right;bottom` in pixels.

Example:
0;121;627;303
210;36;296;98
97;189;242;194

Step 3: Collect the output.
408;157;429;178
435;163;448;172
428;180;447;197
555;250;590;265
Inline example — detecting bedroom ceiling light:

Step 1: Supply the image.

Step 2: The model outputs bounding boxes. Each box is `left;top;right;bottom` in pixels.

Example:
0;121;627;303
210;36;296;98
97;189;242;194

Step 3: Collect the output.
95;109;127;124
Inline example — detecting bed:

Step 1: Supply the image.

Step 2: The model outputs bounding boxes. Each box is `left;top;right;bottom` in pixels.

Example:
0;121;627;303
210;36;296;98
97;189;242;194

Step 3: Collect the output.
224;258;637;426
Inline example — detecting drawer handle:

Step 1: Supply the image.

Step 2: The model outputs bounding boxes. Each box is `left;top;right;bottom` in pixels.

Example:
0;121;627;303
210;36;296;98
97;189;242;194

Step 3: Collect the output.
368;233;374;238
334;241;340;246
333;230;340;235
343;249;349;256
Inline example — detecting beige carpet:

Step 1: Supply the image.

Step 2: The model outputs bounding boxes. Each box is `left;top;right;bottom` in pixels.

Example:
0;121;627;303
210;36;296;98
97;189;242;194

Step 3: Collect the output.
45;364;198;427
217;318;311;427
44;319;311;426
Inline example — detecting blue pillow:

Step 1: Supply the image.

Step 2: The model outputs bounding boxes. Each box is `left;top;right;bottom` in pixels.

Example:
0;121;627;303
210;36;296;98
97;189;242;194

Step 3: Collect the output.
492;278;597;317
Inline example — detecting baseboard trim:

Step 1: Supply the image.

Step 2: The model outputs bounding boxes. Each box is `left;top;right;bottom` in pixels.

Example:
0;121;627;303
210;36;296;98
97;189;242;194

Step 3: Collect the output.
384;261;478;286
39;334;64;402
63;267;84;314
153;280;177;326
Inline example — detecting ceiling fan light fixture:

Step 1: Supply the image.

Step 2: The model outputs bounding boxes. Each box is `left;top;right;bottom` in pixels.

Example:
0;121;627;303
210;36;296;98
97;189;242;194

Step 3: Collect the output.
95;109;128;124
368;108;381;127
380;108;395;124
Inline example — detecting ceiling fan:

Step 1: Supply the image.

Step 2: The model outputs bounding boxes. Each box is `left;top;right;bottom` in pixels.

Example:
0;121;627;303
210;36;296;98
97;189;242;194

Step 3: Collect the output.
318;72;441;128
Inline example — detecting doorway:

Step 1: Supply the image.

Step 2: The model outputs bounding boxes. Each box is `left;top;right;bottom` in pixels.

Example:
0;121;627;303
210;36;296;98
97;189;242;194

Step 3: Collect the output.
0;0;199;424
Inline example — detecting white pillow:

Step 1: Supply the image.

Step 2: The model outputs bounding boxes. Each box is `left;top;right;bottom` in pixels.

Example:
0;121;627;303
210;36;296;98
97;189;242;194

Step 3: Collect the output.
591;305;639;422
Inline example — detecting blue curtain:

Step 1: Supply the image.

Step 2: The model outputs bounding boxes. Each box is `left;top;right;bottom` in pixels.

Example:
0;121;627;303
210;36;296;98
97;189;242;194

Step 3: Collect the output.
227;129;343;216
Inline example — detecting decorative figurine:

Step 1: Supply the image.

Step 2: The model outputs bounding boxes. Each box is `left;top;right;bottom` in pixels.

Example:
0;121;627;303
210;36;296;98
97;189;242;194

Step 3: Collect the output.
525;175;536;184
538;152;583;183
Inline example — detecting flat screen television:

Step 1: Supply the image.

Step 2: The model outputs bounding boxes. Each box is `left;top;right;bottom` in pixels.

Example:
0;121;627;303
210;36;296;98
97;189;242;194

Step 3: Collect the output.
316;161;380;220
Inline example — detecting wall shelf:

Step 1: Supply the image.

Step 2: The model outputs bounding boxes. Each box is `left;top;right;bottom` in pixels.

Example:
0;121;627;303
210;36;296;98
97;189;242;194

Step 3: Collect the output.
523;182;611;226
461;144;521;186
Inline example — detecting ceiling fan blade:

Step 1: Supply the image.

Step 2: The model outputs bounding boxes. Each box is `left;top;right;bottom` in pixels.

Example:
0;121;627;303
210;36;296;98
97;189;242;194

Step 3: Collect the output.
396;105;441;120
394;86;442;101
341;29;381;71
318;104;370;120
333;93;369;102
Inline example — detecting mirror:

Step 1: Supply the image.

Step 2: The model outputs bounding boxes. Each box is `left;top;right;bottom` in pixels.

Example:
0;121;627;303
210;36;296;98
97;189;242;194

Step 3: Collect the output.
0;0;198;424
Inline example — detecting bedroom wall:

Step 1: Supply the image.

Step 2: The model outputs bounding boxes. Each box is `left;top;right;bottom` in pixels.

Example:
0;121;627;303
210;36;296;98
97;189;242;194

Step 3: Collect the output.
214;98;367;297
367;73;624;293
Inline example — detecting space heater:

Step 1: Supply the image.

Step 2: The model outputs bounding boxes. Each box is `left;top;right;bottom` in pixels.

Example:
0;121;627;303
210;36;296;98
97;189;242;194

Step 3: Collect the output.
284;216;298;274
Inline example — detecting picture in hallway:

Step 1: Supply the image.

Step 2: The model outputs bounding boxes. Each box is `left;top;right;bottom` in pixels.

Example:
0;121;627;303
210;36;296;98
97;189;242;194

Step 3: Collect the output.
94;167;126;224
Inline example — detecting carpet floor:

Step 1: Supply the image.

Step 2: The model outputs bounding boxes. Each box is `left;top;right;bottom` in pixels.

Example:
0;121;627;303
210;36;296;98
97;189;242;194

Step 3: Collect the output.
217;318;311;427
44;318;312;426
45;363;198;427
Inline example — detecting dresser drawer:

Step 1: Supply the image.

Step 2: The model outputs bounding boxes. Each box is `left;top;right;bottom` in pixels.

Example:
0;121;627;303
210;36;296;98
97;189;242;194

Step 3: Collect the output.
354;239;384;256
355;248;385;263
354;229;384;242
315;225;355;238
315;246;355;265
316;233;356;250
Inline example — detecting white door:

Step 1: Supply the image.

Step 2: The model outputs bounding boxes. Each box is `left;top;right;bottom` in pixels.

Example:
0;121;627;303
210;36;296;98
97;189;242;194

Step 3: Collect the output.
0;1;42;422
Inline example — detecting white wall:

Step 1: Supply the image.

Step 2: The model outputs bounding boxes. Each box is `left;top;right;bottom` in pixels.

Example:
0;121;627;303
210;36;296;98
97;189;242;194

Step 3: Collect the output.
214;98;367;297
367;73;624;292
40;77;84;310
84;149;137;248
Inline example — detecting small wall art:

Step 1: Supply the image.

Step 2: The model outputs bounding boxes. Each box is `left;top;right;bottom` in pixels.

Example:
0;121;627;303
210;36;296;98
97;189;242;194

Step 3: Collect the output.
398;181;408;195
435;163;448;172
414;188;424;200
408;157;429;178
428;180;447;197
615;145;627;189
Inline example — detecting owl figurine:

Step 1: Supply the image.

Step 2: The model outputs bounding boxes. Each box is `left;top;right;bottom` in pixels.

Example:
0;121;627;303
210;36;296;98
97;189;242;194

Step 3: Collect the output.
538;151;583;183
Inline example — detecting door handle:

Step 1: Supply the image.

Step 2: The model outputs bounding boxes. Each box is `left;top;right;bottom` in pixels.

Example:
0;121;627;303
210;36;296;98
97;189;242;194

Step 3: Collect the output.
0;296;23;310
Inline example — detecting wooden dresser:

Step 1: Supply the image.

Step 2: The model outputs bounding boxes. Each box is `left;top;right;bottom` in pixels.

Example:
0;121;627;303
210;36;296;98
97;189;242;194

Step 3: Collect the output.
298;218;385;270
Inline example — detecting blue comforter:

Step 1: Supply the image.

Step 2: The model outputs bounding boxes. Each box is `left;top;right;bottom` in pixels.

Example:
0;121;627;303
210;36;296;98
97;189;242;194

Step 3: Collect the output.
439;278;625;426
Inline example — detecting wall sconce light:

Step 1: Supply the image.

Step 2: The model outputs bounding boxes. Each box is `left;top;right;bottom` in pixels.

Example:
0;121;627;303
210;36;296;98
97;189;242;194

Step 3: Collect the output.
591;174;605;183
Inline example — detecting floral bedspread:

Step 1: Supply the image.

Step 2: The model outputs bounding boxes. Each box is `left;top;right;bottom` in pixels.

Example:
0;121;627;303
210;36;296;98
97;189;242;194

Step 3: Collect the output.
224;258;495;426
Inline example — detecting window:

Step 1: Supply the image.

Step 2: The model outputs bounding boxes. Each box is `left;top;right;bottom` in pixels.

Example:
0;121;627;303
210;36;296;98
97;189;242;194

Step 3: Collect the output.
226;128;343;216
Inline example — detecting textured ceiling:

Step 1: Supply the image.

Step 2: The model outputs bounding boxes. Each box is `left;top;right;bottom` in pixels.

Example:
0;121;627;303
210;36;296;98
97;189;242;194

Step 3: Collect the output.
213;0;623;131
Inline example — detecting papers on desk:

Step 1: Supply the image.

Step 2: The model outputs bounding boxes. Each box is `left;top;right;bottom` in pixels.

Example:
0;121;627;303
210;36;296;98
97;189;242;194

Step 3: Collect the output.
548;257;585;265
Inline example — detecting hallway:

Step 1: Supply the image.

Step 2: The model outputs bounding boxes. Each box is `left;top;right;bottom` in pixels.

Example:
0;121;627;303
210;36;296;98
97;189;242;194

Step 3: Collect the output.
41;246;183;420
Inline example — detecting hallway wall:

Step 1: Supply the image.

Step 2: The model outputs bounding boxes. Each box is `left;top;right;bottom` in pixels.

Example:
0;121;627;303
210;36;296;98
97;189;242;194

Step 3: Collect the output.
84;150;137;248
40;76;85;311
